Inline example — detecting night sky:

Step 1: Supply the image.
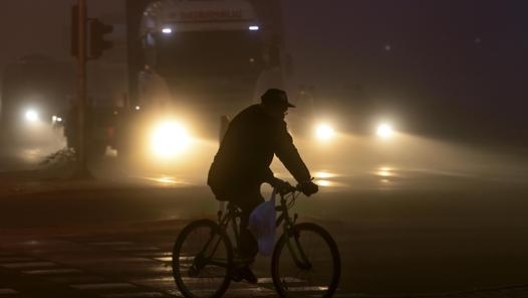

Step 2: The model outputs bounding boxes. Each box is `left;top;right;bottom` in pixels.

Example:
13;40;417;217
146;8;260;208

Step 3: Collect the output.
284;0;528;142
1;1;527;144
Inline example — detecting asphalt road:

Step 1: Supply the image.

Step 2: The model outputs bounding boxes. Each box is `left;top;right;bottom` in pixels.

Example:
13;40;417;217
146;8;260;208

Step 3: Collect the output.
1;131;528;297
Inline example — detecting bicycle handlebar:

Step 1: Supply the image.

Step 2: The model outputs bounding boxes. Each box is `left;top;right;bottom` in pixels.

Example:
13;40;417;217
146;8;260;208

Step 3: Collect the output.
273;183;301;196
275;180;319;197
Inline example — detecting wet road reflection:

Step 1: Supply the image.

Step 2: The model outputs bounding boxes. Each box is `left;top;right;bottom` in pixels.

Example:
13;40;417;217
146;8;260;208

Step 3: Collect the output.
0;124;65;172
129;175;195;187
2;129;527;195
1;131;527;297
125;158;528;193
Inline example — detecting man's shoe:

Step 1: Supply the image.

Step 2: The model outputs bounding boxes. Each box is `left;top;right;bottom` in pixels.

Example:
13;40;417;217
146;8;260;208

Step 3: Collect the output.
230;269;243;282
236;265;258;284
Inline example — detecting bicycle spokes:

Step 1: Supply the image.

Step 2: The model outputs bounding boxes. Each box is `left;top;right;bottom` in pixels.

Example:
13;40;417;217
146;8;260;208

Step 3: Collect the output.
272;223;341;298
289;232;313;270
173;219;233;298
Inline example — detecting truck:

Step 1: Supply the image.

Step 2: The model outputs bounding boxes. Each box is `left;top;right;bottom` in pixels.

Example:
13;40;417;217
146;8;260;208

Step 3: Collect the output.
115;0;286;161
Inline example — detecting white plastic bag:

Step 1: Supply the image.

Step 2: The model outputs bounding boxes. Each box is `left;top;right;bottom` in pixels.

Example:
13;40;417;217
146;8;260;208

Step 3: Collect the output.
248;190;277;256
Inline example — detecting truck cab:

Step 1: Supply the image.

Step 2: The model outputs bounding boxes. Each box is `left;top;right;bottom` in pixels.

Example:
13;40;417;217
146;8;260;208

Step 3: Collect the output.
119;0;284;161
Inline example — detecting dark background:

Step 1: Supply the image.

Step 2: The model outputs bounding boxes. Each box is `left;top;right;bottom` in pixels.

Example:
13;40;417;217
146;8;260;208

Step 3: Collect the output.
283;0;527;146
1;0;526;146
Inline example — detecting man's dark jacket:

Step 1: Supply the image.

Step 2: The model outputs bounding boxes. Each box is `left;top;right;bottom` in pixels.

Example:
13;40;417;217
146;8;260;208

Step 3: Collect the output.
208;104;310;200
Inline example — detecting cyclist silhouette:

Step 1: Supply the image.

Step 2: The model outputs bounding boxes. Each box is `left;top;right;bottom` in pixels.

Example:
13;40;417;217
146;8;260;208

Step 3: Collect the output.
207;88;318;283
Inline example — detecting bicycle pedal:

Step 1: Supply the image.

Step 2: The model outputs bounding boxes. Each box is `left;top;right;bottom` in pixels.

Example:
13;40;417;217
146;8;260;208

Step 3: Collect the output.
188;265;199;277
230;266;258;284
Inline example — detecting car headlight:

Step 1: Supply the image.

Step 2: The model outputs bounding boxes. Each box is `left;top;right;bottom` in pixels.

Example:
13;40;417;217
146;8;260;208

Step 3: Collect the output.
150;121;190;158
52;115;63;123
25;109;39;123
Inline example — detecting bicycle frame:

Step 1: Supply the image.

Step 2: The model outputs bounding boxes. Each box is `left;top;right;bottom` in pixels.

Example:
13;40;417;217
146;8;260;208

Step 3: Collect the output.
185;206;242;272
218;203;242;254
205;190;311;269
191;230;229;270
174;188;340;298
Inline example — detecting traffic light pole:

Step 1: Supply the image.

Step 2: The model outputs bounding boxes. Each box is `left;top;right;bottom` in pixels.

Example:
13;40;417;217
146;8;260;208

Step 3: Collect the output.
74;0;92;179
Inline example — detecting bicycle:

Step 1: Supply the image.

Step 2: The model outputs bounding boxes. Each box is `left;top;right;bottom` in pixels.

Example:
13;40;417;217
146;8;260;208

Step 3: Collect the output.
171;184;341;298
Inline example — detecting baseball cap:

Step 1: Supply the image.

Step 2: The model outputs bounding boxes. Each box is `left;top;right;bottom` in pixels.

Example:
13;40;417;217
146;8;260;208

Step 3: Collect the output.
260;88;295;108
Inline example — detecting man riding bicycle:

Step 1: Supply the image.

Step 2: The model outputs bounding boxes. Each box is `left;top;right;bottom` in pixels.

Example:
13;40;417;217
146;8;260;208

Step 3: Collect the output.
207;88;319;284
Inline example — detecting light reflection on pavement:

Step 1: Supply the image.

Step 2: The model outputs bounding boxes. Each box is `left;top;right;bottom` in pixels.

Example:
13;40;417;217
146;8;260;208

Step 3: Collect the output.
0;125;65;172
1;132;528;296
129;175;193;186
1;130;527;203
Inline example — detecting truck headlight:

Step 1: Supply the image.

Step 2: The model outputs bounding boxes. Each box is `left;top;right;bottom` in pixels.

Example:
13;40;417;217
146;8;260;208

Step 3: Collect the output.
315;123;335;142
150;121;190;158
376;123;394;139
25;109;39;123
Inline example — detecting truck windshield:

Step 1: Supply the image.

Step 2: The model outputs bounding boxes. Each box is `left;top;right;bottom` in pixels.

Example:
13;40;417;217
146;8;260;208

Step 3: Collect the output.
152;30;262;77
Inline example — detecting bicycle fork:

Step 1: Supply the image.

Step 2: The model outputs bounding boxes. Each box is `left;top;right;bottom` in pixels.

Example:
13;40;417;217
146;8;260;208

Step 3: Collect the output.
278;209;312;270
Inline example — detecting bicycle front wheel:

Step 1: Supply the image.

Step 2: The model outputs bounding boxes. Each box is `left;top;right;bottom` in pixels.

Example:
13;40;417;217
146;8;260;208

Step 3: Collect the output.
272;222;341;298
172;219;233;298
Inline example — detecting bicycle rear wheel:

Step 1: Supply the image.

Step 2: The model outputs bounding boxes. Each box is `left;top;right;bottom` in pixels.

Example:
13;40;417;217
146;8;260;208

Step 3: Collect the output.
172;219;233;298
272;222;341;298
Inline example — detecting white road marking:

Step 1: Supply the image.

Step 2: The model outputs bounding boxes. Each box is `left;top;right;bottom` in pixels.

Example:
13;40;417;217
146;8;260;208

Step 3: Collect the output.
114;246;160;252
24;268;83;275
89;241;135;246
133;252;171;257
102;292;166;298
71;283;137;290
0;289;18;294
0;257;35;262
1;261;57;269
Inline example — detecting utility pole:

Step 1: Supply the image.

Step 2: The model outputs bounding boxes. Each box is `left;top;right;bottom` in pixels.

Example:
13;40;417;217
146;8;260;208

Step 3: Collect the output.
74;0;91;178
71;1;113;179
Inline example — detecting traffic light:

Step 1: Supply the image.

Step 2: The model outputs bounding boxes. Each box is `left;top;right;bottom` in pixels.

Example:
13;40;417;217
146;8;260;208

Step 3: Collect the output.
89;19;113;59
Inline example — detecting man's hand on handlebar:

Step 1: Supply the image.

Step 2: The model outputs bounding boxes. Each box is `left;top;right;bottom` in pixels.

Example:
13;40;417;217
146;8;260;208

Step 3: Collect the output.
298;180;319;197
270;177;295;194
270;177;319;196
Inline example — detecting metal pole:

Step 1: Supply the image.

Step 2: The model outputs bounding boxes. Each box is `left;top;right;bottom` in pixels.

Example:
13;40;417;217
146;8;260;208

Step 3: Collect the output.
75;0;91;178
218;115;229;213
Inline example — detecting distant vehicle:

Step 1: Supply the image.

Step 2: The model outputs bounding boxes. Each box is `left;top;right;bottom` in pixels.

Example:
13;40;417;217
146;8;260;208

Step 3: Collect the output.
0;56;74;142
116;0;285;160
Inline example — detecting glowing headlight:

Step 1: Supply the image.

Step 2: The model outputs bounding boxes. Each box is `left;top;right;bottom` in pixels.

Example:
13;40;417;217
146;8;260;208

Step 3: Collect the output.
52;115;63;123
315;123;335;141
151;121;190;158
25;110;39;122
376;123;394;139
